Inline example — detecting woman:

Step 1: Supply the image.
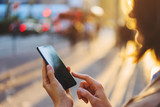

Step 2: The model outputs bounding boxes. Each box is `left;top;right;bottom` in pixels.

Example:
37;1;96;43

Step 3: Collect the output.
42;0;160;106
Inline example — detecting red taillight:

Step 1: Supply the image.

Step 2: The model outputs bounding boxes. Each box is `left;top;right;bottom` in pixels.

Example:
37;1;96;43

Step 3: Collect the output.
19;24;27;32
42;23;50;32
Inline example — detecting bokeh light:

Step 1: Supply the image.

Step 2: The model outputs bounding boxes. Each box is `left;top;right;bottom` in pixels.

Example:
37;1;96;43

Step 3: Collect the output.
19;23;27;32
43;9;52;17
13;3;19;10
42;23;50;32
90;6;104;17
120;0;136;30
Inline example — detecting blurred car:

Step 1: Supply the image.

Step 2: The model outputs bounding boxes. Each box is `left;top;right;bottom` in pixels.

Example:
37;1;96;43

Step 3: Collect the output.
52;8;85;45
9;18;42;35
19;19;42;35
39;18;52;33
1;4;70;35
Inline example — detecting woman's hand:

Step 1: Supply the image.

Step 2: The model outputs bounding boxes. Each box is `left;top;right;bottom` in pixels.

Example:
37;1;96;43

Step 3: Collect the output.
72;72;112;107
42;60;73;107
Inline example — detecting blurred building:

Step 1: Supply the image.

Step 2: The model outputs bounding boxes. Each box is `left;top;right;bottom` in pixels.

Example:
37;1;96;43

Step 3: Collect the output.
39;0;67;4
82;0;99;10
0;0;67;4
68;0;82;8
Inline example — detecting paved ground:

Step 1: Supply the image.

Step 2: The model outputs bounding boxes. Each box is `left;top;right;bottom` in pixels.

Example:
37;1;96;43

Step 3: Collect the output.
0;28;148;107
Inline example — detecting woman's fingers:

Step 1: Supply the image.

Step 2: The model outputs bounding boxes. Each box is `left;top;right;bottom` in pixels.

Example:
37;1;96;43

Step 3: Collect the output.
67;66;71;72
77;87;96;103
72;72;96;85
46;65;59;85
81;97;88;103
66;89;73;98
66;89;70;93
42;63;63;90
42;60;49;84
79;81;89;90
78;82;89;103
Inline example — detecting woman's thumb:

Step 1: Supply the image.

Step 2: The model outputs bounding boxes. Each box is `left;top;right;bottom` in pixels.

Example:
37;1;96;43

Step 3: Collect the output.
47;65;57;84
77;87;96;103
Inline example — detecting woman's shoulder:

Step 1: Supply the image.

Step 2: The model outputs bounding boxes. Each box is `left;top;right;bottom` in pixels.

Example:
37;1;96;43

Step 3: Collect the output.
128;92;160;107
124;74;160;107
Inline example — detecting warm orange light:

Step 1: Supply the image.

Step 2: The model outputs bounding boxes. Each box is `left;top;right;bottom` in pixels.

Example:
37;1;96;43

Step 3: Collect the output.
19;24;27;32
43;9;52;17
121;0;133;15
13;3;19;10
42;23;50;32
120;0;136;30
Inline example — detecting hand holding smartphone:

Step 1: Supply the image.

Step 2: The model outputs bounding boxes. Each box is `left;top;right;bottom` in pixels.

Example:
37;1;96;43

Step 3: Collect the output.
37;45;76;90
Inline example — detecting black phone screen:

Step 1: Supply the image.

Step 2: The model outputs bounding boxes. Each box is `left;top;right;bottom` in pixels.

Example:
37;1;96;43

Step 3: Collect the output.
37;45;76;90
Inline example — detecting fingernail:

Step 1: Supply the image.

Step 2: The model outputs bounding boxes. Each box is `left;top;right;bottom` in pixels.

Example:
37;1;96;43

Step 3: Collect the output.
78;88;83;93
72;72;76;74
47;65;52;71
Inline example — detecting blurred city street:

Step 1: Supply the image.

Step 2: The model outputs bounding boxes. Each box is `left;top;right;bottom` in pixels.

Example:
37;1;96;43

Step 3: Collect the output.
0;28;147;107
1;0;156;107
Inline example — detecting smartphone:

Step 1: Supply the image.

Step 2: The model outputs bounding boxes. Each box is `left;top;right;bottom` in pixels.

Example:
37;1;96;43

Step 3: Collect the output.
37;45;76;90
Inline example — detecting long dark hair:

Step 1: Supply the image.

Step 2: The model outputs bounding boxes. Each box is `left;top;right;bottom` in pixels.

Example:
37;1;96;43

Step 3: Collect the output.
132;0;160;62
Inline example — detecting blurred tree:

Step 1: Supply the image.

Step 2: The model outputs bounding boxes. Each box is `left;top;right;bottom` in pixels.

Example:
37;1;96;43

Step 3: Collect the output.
5;0;11;19
28;0;35;18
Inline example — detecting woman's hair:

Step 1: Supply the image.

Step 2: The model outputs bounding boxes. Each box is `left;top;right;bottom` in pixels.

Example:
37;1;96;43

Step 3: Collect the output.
132;0;160;62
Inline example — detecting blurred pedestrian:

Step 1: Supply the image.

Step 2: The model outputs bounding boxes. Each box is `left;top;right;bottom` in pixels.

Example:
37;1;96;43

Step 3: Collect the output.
41;0;160;106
